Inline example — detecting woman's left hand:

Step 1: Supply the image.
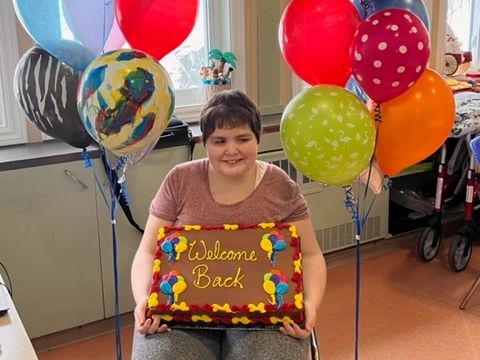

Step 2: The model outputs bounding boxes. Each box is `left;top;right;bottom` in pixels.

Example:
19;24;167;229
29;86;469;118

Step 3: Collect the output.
279;300;316;339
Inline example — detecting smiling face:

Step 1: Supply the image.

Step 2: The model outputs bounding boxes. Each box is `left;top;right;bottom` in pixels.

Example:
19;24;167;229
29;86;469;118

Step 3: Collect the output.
205;124;259;178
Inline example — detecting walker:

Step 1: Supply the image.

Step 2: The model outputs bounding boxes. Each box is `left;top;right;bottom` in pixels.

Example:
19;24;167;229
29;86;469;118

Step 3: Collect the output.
418;91;480;271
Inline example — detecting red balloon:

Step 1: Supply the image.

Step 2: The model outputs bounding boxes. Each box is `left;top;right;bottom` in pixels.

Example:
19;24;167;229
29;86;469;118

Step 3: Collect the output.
116;0;199;61
279;0;361;86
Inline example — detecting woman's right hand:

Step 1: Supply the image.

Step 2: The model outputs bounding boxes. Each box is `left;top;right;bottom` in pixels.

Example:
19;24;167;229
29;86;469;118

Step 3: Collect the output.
134;301;170;334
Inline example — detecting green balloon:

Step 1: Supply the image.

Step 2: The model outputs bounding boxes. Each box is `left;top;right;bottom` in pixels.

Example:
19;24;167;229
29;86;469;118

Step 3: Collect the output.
281;85;376;186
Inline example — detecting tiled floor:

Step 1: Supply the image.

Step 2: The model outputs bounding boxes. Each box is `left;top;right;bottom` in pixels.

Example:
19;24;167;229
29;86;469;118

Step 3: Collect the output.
36;231;480;360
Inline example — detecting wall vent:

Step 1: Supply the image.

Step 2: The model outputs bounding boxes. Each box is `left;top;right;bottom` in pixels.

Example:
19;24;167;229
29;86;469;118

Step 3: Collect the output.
270;158;298;182
316;216;382;253
259;150;388;253
260;151;317;189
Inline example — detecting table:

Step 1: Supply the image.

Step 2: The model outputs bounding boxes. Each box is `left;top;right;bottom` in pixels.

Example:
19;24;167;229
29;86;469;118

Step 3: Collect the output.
0;274;38;360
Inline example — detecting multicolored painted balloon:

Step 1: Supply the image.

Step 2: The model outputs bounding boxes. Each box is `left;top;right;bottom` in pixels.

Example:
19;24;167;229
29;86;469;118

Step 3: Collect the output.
77;49;174;156
161;232;188;261
159;270;187;305
260;230;287;265
263;269;289;308
281;85;376;186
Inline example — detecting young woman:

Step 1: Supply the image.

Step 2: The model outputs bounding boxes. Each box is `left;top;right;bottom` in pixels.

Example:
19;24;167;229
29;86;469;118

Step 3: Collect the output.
131;90;327;360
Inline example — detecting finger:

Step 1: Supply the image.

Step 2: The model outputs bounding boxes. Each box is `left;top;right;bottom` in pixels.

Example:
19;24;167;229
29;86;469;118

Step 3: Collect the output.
281;321;297;337
147;316;161;335
292;323;310;339
157;324;170;333
137;318;152;334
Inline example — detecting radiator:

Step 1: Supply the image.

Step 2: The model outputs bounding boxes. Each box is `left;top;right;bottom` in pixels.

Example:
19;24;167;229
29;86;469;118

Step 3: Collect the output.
258;150;389;253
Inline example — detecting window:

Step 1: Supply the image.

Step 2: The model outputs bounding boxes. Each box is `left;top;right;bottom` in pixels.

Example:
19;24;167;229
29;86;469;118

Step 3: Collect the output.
447;0;480;70
0;1;27;146
160;0;246;122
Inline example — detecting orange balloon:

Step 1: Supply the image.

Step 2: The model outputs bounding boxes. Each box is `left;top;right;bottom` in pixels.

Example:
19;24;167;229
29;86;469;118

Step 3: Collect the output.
375;69;455;175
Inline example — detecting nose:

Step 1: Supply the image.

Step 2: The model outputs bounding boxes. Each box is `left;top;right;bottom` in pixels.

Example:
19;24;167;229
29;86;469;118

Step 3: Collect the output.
225;142;238;155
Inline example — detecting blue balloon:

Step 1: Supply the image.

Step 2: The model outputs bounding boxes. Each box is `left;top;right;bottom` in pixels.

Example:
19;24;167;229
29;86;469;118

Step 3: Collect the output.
268;234;278;242
13;0;114;70
276;282;289;295
168;275;178;286
470;137;480;164
62;0;114;57
346;76;369;103
273;240;287;251
353;0;430;30
270;274;280;285
160;281;172;295
161;241;173;253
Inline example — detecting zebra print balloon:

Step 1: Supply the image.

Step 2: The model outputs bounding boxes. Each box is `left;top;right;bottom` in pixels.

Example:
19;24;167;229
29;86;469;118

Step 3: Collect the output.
13;46;94;148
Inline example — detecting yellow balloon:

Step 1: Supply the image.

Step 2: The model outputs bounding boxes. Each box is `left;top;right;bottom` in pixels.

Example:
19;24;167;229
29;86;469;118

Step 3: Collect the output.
263;280;276;295
175;242;188;254
260;238;273;252
172;281;187;295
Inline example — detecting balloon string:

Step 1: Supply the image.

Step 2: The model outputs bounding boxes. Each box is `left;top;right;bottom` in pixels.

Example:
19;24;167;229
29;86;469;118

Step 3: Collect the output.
82;149;110;208
102;0;107;54
343;186;368;360
374;103;382;123
110;191;123;360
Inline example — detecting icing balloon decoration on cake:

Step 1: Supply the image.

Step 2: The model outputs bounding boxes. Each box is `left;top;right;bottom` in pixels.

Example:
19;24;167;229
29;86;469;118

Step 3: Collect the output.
260;230;287;266
161;232;189;261
159;270;187;305
263;269;289;308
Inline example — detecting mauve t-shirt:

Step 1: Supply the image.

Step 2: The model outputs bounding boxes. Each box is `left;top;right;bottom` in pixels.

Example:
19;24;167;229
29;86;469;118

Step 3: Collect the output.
149;159;309;225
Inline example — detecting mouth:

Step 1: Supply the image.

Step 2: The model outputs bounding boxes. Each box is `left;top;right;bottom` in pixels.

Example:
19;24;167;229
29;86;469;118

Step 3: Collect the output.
223;159;243;164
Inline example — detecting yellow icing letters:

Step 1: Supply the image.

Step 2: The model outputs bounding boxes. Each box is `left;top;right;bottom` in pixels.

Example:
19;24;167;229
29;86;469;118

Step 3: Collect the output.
192;265;245;289
192;264;211;288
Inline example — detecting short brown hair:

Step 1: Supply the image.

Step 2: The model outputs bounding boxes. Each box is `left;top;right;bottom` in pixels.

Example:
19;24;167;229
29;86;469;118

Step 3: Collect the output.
200;90;261;145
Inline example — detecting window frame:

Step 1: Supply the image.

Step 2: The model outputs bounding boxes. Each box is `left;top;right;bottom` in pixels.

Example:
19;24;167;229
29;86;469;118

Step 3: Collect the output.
174;0;247;123
0;1;27;147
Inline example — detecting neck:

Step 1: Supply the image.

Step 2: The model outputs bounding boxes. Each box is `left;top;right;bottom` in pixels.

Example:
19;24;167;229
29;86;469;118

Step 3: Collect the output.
208;161;258;204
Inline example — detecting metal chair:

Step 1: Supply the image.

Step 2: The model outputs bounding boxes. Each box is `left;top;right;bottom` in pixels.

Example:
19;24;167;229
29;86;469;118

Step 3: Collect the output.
310;328;320;360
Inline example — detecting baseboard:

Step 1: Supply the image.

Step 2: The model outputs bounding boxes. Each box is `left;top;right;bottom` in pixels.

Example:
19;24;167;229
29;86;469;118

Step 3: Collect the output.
32;312;134;354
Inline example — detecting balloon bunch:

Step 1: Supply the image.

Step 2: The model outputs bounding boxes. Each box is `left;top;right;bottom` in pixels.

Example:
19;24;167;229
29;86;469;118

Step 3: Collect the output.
160;232;189;261
263;269;289;308
260;230;287;265
278;0;456;183
159;270;187;305
13;0;199;162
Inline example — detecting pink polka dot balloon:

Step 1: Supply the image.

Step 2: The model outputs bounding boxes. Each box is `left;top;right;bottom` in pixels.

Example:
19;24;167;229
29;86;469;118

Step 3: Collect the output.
350;8;430;104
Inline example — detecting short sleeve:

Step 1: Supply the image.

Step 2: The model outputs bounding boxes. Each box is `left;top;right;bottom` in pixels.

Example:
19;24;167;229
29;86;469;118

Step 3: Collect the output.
149;166;179;221
284;178;310;222
266;164;310;223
